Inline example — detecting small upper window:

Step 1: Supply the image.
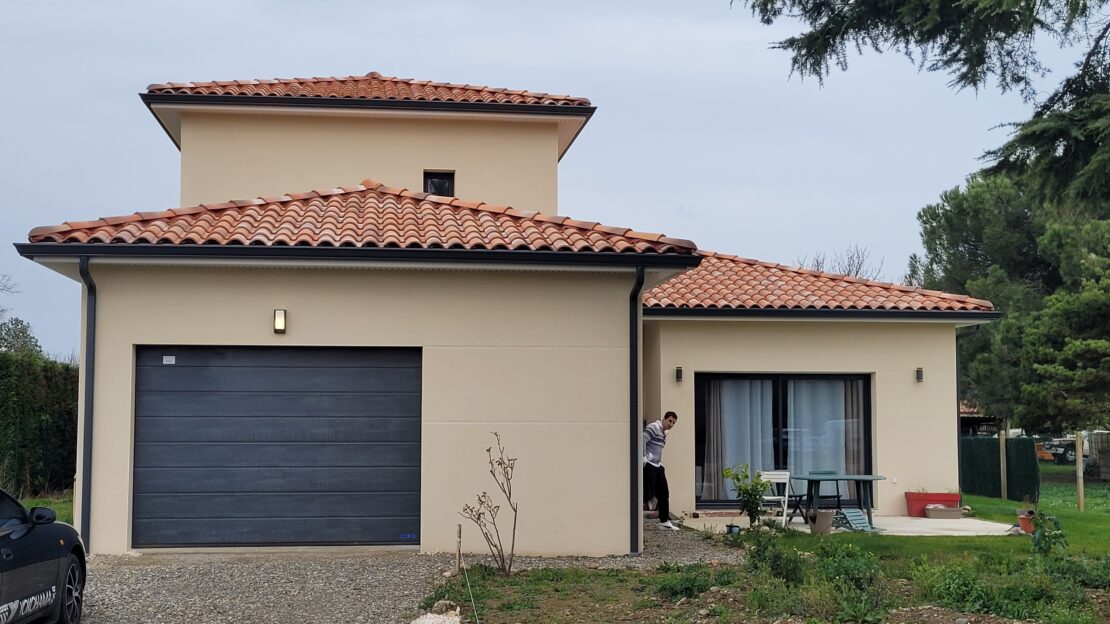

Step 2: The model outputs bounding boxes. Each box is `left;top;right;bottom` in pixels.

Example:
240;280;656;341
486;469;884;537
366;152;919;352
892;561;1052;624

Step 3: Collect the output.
423;171;455;197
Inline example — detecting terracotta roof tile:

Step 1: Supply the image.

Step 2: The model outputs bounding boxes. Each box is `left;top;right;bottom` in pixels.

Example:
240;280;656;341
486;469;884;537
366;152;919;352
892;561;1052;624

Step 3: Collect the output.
643;252;995;313
27;179;694;256
147;71;591;107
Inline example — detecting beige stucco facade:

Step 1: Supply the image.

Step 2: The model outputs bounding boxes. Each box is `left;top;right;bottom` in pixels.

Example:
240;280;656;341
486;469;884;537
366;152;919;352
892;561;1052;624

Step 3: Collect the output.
177;111;561;213
71;262;642;556
643;319;961;518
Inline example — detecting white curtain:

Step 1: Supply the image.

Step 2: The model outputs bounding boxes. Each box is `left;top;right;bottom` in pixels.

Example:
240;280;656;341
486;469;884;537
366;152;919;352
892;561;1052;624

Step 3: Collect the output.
703;379;774;500
787;380;846;496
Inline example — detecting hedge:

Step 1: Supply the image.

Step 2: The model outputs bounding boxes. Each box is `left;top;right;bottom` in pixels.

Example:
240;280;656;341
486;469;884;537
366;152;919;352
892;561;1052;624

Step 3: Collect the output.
959;436;1040;503
0;352;78;497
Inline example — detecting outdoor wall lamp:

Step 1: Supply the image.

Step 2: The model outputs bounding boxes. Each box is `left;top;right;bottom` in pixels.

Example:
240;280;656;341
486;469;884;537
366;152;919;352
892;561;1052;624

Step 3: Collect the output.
274;309;287;334
675;366;683;382
915;367;924;383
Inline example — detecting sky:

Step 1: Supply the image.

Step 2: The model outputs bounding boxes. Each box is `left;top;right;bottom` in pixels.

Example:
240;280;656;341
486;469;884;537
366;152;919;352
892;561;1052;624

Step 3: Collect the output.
0;1;1082;357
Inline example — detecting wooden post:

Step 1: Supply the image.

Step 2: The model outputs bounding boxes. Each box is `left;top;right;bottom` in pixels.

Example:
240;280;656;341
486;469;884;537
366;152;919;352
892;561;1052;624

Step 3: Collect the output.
456;523;462;573
1077;430;1085;512
999;420;1008;501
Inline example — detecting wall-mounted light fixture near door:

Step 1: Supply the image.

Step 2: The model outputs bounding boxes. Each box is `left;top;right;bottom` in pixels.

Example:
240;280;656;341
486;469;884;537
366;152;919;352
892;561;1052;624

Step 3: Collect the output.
675;366;683;382
915;367;924;383
274;309;287;334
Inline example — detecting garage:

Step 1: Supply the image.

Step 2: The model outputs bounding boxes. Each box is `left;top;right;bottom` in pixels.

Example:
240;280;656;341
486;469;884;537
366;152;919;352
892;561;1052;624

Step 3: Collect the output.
131;346;421;547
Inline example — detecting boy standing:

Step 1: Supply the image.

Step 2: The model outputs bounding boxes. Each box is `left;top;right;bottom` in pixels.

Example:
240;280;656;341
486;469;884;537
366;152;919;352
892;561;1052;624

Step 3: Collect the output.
644;411;680;530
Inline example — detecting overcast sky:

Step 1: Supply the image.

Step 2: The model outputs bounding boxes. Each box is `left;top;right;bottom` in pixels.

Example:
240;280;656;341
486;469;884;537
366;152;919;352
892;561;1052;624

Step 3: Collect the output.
0;1;1079;356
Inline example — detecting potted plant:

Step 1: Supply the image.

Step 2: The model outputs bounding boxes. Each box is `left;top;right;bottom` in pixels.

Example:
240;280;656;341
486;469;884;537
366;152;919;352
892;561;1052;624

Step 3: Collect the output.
904;489;962;517
722;464;769;533
1016;497;1036;534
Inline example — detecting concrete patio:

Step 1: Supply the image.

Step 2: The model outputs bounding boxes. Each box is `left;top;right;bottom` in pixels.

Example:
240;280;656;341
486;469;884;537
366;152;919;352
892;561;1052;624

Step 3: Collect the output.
685;513;1013;537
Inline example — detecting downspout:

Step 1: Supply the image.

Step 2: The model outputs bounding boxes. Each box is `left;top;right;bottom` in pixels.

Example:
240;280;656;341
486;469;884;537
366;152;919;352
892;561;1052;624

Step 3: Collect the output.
628;266;646;554
77;257;96;549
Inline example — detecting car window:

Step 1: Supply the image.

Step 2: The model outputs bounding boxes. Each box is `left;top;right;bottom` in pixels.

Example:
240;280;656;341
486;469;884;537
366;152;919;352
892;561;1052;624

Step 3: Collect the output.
0;495;25;526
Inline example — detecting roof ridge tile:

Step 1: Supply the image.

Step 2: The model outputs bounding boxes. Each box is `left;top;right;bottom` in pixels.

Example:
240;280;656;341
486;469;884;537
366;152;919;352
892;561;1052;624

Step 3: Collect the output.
147;71;592;106
26;177;693;256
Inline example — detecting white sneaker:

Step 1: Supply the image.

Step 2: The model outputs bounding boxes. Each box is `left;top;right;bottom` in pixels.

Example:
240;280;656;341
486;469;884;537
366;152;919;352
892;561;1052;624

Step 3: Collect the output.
659;521;680;531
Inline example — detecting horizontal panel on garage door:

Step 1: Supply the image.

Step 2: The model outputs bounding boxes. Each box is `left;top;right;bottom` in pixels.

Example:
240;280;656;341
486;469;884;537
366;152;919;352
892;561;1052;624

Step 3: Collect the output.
132;346;421;547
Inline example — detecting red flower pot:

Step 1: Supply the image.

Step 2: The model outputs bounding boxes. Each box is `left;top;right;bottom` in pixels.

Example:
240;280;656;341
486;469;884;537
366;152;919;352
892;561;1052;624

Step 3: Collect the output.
1017;514;1034;534
904;492;961;517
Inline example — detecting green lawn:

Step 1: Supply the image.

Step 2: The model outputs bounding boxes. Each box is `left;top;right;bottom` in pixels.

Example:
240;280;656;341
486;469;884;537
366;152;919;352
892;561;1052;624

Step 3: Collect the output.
21;492;73;525
963;461;1110;557
815;460;1110;575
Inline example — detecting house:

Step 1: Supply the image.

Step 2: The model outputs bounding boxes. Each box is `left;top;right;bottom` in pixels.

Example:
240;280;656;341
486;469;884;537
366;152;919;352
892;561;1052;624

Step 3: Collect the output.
16;72;999;556
958;401;1000;436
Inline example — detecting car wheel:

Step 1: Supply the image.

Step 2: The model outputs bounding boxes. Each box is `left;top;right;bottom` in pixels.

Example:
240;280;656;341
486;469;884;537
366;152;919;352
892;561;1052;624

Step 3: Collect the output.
57;553;83;624
1066;450;1077;464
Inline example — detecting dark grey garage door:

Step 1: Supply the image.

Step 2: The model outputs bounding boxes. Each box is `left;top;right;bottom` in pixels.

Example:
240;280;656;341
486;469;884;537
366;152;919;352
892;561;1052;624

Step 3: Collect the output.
132;346;421;547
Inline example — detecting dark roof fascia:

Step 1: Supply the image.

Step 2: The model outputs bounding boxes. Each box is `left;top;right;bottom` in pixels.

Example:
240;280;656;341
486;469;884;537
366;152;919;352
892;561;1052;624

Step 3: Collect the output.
15;243;700;269
141;92;596;150
643;307;1002;321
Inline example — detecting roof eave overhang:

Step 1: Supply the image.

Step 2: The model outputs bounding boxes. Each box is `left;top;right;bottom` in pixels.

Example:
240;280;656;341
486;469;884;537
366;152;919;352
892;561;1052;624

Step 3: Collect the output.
643;307;1001;325
140;93;596;160
15;242;700;269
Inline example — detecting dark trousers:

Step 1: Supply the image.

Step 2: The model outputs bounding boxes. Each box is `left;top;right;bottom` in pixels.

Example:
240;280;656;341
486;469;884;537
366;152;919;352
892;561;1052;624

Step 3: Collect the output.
643;463;670;523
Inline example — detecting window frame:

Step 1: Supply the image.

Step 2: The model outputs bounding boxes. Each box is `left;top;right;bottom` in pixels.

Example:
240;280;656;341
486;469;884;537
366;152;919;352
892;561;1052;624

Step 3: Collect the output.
693;372;873;508
423;170;456;197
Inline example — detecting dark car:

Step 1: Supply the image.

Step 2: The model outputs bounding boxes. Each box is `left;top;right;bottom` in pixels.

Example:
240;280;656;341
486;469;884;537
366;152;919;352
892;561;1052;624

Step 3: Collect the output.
0;490;84;624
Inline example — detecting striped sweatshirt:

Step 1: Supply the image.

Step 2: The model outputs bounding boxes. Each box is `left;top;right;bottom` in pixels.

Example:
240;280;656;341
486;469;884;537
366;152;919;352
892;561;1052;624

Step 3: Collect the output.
643;420;667;467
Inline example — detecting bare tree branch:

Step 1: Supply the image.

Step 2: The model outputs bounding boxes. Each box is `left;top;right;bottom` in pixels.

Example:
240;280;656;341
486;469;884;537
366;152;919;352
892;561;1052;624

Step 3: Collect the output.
460;432;519;576
798;245;885;280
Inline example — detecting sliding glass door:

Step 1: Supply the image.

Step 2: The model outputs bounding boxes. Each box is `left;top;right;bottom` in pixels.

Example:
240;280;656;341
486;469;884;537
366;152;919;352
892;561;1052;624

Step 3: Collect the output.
695;374;870;505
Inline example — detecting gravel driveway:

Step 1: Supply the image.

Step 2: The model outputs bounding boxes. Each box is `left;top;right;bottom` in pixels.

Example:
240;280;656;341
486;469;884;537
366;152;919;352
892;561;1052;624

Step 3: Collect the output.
83;527;738;623
85;550;453;624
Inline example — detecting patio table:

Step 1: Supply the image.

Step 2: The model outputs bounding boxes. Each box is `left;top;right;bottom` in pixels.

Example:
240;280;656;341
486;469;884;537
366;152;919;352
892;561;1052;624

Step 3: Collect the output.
791;473;886;527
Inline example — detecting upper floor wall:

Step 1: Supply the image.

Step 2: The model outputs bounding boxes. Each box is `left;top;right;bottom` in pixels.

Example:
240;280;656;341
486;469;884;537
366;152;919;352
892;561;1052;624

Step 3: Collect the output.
179;110;562;213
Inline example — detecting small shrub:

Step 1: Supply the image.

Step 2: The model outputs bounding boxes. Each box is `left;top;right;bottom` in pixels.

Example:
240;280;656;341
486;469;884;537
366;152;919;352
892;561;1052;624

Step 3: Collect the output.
794;580;839;621
990;562;1089;621
707;604;731;619
744;576;791;614
975;550;1025;575
816;541;881;591
1031;511;1068;557
711;565;742;587
722;463;769;529
655;564;714;600
911;560;992;613
420;564;500;611
834;588;886;624
746;531;805;585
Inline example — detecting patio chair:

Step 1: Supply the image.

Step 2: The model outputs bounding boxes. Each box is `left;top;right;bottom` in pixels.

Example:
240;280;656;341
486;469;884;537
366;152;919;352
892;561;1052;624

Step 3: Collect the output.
835;508;885;532
759;470;793;528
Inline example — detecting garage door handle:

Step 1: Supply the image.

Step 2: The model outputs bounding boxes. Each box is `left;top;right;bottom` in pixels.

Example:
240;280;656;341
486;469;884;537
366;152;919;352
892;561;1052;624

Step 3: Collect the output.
1;549;12;560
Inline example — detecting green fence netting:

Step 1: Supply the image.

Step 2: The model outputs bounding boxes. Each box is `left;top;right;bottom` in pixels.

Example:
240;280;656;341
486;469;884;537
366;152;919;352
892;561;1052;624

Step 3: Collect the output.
0;352;78;498
959;436;1040;502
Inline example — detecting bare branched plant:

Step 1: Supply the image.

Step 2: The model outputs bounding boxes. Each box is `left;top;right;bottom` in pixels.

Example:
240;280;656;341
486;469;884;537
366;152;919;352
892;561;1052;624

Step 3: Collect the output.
460;432;519;576
796;244;885;280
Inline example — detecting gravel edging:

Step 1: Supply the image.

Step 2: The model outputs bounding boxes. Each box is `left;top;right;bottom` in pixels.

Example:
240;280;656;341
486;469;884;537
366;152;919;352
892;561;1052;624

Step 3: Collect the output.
459;525;745;572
